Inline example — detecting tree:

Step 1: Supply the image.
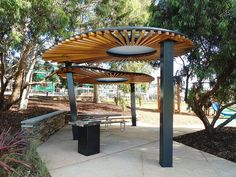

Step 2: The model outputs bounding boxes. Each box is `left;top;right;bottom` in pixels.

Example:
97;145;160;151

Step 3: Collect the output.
149;0;236;134
0;0;83;111
94;0;151;27
109;61;153;93
109;61;154;106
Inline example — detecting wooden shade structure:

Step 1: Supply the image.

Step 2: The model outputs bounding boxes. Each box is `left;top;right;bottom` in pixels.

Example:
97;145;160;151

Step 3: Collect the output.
56;66;154;84
42;26;194;167
43;27;193;63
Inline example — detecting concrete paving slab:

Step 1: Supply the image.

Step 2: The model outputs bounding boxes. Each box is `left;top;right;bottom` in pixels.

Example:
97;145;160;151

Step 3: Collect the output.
38;123;236;177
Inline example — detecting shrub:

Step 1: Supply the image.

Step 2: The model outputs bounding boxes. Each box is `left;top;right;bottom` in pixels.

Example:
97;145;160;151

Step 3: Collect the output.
118;97;127;112
9;144;50;177
0;128;31;176
137;96;142;107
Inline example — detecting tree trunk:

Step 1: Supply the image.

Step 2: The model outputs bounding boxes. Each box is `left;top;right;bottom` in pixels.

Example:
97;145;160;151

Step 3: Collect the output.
190;100;214;135
0;52;8;108
19;49;37;110
93;84;100;103
0;78;10;107
2;43;35;111
184;74;190;102
115;85;119;105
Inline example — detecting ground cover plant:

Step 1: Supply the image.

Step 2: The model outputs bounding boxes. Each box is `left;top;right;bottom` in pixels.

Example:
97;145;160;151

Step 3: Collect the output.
8;144;50;177
0;98;59;176
0;128;50;177
0;128;30;176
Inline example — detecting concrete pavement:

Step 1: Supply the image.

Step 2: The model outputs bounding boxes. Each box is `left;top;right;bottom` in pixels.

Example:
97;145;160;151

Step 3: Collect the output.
37;122;236;177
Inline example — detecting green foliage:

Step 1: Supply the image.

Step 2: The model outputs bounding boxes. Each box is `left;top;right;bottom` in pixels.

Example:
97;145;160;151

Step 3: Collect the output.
0;0;73;49
0;128;49;177
94;0;151;27
149;0;236;100
149;0;236;132
137;95;142;107
0;0;87;110
0;129;30;176
149;0;236;79
9;143;49;177
118;97;127;111
109;62;154;94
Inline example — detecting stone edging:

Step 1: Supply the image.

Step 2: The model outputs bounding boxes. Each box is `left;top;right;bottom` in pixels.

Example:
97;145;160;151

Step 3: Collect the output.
21;110;67;144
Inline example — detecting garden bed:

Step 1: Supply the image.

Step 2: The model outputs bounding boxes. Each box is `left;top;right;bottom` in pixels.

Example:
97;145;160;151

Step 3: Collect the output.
0;98;130;133
0;103;58;133
174;127;236;163
0;98;130;176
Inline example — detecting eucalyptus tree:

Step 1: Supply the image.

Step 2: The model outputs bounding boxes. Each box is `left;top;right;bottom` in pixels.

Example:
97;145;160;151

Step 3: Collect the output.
109;61;154;105
0;0;83;111
94;0;151;27
149;0;236;134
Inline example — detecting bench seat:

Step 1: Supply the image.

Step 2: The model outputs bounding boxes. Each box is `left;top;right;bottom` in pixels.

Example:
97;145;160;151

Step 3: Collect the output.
100;119;127;131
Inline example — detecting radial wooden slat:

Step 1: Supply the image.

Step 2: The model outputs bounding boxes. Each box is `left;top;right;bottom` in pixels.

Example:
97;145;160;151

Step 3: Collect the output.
113;30;126;45
56;66;154;84
143;32;166;46
123;30;130;45
104;30;123;45
43;27;194;63
88;33;116;47
96;31;117;45
135;30;146;45
138;30;155;46
131;30;136;45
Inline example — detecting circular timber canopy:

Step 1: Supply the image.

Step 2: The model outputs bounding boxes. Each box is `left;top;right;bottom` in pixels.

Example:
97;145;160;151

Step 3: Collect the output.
56;66;154;84
43;27;193;64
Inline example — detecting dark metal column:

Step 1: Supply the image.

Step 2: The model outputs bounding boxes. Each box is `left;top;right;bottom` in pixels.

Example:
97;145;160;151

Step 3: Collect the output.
130;83;136;126
159;40;174;167
66;72;78;140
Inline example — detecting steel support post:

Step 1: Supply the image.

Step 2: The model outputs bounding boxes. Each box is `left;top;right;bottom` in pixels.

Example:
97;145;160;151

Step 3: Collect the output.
157;77;160;112
66;72;78;140
159;40;174;167
130;83;136;126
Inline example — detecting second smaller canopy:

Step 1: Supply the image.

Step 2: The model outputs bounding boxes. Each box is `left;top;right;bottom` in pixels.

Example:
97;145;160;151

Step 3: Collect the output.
56;66;154;84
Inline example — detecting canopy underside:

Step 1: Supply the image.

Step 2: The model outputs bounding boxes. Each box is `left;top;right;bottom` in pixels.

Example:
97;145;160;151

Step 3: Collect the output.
43;27;193;64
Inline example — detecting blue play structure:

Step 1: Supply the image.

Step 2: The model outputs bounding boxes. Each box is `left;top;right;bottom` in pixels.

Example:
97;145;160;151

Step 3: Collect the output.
212;102;236;117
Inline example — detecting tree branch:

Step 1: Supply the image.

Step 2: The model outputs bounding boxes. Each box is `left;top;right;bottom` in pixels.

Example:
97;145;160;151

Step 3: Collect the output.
215;113;236;130
21;70;57;89
203;59;236;102
211;101;236;127
0;53;5;87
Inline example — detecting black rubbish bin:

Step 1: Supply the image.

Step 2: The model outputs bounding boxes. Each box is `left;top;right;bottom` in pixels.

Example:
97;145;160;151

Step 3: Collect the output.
72;125;79;140
77;121;100;156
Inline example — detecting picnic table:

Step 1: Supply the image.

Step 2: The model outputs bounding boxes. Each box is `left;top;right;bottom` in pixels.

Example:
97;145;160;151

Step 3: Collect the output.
77;113;122;119
69;113;137;156
77;113;131;131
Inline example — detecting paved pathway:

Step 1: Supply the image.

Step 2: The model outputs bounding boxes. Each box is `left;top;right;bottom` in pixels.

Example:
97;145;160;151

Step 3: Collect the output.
38;123;236;177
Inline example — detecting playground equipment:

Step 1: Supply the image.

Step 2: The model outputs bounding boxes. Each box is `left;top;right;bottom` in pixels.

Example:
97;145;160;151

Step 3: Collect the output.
212;102;236;117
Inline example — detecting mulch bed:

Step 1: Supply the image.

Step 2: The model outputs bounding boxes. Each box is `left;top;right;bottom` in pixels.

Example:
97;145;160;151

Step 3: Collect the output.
2;98;235;163
0;98;130;133
0;101;58;133
174;127;236;163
